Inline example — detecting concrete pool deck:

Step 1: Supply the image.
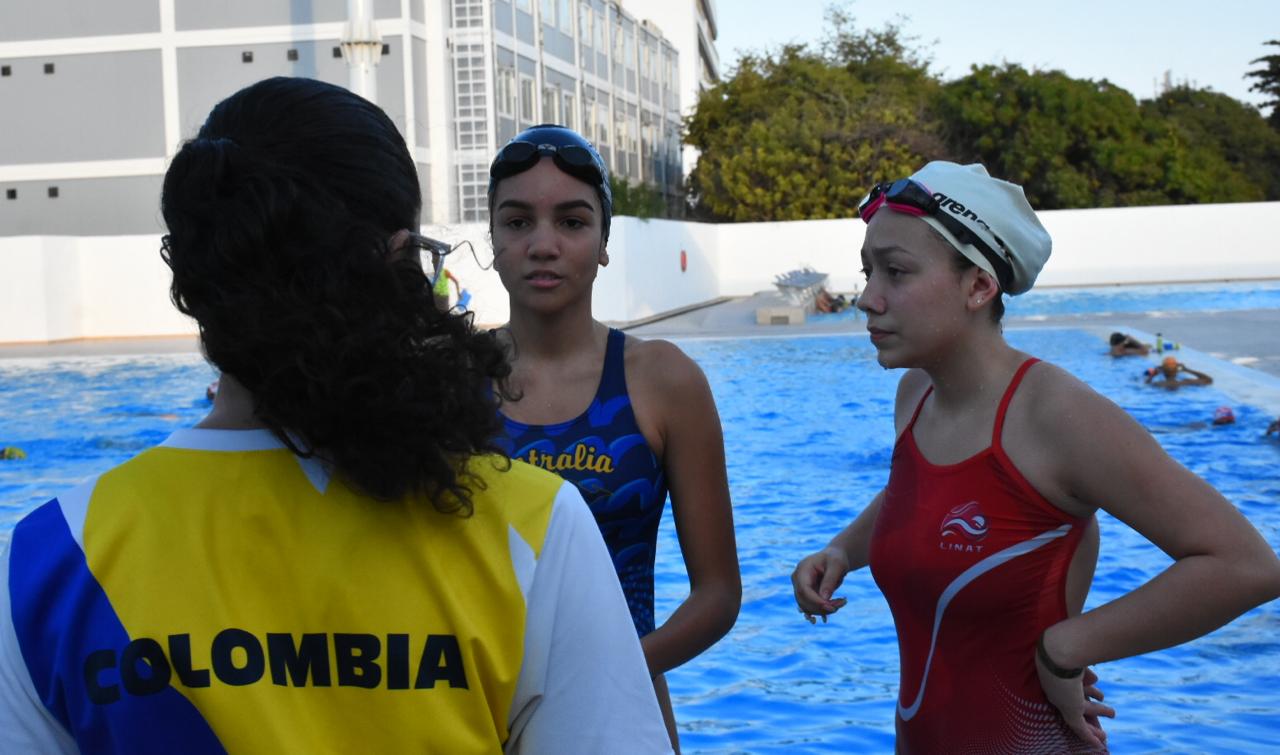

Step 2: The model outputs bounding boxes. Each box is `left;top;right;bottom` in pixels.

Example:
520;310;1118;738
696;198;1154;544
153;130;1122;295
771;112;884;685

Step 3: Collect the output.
3;292;1279;416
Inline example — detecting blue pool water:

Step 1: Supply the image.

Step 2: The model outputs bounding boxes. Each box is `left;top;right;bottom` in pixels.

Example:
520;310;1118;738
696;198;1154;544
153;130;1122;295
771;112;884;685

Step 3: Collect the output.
1004;279;1280;319
820;279;1280;321
1;328;1278;753
665;330;1280;754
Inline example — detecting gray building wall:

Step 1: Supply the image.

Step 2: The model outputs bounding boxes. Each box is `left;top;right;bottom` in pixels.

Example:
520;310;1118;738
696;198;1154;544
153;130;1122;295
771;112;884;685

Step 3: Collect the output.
174;0;402;30
0;1;690;232
0;50;165;164
542;25;574;64
0;0;159;41
177;39;406;140
0;175;165;236
515;5;534;43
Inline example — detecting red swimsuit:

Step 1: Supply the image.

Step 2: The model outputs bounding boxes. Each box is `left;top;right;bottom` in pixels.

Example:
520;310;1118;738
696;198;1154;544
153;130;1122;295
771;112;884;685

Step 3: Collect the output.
869;359;1105;753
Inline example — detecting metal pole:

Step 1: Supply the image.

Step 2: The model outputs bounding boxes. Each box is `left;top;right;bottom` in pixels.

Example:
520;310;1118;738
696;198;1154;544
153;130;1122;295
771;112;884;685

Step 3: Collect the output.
341;0;384;102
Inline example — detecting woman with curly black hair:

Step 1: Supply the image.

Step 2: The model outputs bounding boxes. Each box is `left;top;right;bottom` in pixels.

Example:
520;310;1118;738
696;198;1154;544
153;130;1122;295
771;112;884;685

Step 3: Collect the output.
0;77;671;753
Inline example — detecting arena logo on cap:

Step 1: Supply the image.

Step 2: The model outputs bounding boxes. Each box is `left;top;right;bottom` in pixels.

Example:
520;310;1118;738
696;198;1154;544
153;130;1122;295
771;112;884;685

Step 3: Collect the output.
931;193;998;244
932;193;1010;260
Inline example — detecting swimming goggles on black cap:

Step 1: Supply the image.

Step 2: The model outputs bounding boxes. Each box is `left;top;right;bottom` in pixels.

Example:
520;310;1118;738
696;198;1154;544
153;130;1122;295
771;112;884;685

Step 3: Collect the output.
859;178;1014;292
488;125;612;209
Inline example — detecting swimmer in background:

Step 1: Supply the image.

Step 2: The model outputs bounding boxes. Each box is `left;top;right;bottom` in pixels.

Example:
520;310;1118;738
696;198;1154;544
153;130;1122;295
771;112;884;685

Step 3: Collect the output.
815;287;850;314
1267;418;1279;436
1108;332;1150;357
1145;356;1213;390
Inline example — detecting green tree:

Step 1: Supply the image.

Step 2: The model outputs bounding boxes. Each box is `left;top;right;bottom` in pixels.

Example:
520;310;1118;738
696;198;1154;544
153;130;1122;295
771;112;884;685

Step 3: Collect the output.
1142;86;1280;202
1245;39;1280;129
609;175;669;219
934;64;1174;209
684;10;944;221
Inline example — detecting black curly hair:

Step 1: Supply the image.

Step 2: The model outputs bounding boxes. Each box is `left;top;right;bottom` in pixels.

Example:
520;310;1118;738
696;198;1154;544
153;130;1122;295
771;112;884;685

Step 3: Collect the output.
161;77;510;512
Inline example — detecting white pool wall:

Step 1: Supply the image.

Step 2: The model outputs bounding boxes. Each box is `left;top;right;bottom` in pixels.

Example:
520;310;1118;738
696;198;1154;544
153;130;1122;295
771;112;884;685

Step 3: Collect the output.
1;201;1277;343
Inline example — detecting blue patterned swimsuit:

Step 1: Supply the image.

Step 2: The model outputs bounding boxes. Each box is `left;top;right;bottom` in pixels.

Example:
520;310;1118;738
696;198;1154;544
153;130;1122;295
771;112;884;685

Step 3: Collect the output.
496;328;669;636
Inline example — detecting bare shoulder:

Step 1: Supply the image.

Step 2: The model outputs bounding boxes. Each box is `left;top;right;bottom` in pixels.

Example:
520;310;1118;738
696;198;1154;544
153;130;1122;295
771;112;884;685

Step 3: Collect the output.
623;334;710;396
622;334;718;459
1014;360;1128;430
1004;359;1165;513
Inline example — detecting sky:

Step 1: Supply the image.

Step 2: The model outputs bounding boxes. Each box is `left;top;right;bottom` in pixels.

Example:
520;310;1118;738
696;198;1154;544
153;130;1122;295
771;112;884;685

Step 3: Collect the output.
713;0;1277;111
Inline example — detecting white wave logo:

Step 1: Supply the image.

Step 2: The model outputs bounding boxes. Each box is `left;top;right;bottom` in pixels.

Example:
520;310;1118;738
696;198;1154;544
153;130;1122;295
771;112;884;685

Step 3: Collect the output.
940;501;988;541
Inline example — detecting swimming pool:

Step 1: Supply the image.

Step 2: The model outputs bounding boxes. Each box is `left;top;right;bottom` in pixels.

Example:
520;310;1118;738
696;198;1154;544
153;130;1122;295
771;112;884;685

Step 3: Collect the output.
818;279;1280;322
664;329;1280;754
1;329;1278;753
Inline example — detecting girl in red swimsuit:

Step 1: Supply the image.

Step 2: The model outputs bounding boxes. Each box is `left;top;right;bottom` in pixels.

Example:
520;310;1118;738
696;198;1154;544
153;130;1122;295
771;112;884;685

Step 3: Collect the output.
792;162;1280;753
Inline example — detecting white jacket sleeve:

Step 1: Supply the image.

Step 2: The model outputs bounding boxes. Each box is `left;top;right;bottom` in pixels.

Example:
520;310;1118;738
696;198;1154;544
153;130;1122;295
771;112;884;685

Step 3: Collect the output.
505;483;673;754
0;537;79;754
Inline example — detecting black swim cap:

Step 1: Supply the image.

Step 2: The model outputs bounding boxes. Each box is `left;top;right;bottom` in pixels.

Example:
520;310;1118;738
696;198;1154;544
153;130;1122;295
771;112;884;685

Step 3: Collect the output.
488;124;612;239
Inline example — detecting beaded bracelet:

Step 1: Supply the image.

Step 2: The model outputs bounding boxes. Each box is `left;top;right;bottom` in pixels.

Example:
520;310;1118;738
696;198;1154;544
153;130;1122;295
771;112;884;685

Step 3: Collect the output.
1037;633;1084;679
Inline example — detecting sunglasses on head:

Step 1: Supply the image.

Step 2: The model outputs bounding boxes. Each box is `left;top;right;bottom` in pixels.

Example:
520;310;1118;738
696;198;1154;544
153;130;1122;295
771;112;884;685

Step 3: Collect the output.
859;178;1014;292
489;141;604;186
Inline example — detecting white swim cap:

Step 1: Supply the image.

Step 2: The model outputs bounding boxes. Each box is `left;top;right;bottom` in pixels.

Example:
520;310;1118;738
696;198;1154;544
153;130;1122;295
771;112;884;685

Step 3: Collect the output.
909;161;1052;296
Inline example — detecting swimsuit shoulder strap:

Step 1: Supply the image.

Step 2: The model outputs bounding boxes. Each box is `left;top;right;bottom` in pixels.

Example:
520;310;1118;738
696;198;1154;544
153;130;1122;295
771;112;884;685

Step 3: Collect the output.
905;385;933;433
596;328;629;398
992;358;1041;448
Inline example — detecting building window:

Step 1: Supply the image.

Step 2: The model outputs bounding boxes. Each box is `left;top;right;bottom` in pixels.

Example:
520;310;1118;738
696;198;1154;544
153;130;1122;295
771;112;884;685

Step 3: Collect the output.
287;49;299;61
47;186;59;198
1;66;10;77
516;0;532;11
241;51;253;63
557;0;572;33
596;101;609;145
43;63;55;74
542;87;558;124
540;0;554;25
382;43;391;55
333;46;342;58
496;66;516;118
5;189;15;200
519;75;535;122
579;2;591;46
562;90;576;131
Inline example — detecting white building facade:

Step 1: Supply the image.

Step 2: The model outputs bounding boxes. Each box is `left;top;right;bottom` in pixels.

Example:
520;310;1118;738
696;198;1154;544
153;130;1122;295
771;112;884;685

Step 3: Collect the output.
0;0;719;235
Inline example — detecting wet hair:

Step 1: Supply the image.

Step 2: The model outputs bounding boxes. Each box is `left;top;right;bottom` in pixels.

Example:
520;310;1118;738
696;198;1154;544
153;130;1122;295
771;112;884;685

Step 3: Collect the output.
1110;332;1127;346
486;124;612;244
161;77;510;512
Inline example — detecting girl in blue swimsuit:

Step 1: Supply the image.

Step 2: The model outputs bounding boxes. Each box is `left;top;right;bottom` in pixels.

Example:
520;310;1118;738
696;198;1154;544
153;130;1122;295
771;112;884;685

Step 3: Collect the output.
487;125;741;750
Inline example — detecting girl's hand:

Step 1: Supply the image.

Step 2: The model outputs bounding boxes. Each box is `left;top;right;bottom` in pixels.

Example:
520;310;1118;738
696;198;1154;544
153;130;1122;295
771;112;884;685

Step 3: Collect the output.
791;547;850;622
1036;655;1116;749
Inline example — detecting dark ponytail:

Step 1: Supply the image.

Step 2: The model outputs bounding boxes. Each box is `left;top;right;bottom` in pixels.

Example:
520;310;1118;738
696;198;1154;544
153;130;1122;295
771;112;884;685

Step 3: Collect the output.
162;77;510;511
